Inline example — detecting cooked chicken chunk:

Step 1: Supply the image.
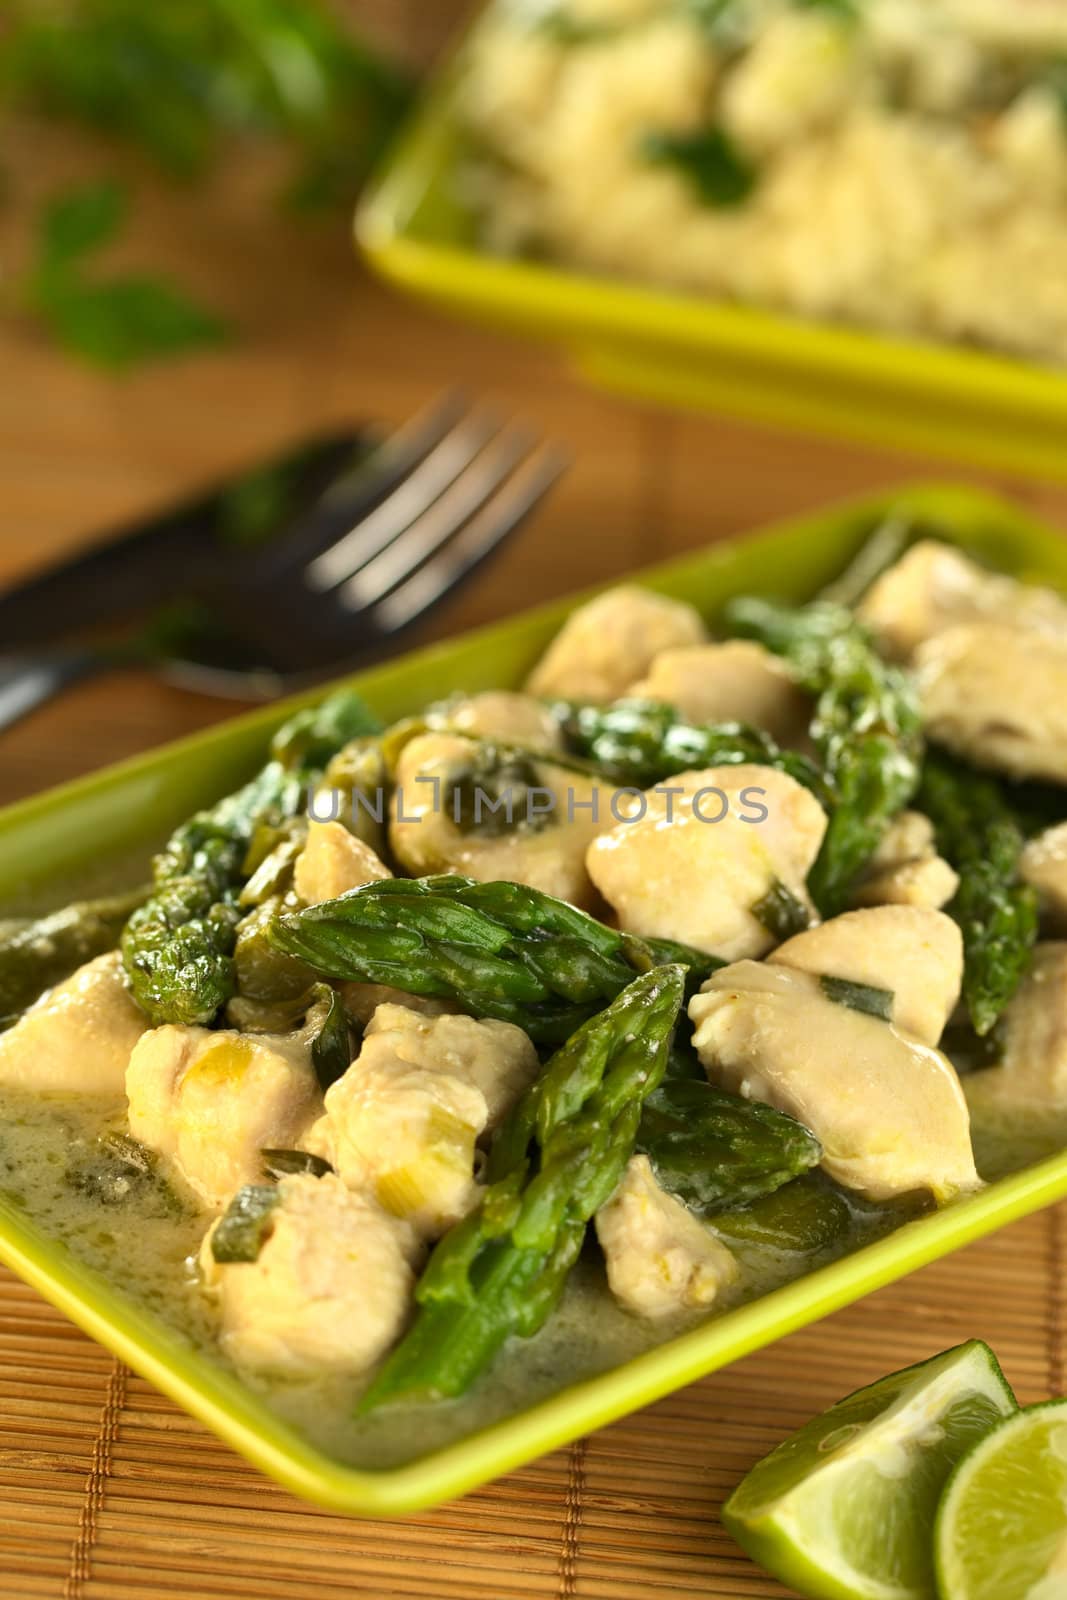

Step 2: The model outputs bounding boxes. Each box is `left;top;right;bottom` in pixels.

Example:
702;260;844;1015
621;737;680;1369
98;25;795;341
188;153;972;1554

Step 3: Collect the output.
963;944;1067;1113
859;540;1067;660
526;585;706;703
0;952;147;1094
127;1010;327;1208
689;962;979;1203
627;641;810;745
851;811;959;912
770;905;963;1047
304;1004;538;1239
437;690;563;750
293;821;391;906
200;1174;419;1377
1021;824;1067;932
595;1155;738;1321
916;622;1067;784
586;765;827;959
363;1004;538;1129
390;730;607;909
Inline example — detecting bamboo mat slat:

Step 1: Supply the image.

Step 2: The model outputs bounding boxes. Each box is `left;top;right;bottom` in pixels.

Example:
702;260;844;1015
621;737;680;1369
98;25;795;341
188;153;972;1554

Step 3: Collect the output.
0;1203;1061;1600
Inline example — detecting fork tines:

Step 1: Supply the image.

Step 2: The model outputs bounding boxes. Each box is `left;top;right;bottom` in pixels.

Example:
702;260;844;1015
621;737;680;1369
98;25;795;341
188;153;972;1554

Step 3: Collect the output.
305;397;567;636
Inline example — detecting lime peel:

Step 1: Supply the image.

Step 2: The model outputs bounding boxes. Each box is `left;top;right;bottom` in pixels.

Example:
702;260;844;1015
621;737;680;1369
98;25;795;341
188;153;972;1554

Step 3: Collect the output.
723;1340;1017;1600
935;1399;1067;1600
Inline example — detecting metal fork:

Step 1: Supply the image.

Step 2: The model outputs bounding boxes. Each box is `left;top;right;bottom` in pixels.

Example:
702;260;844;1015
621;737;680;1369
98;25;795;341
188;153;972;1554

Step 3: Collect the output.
0;395;566;732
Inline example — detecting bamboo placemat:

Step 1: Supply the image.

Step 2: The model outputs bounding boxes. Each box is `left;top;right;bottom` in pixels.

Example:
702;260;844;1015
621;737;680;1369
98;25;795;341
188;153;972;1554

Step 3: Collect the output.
0;1203;1060;1600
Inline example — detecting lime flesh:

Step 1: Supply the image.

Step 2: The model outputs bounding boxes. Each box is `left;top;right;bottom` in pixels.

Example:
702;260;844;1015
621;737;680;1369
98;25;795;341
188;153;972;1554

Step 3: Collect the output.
935;1399;1067;1600
722;1340;1017;1600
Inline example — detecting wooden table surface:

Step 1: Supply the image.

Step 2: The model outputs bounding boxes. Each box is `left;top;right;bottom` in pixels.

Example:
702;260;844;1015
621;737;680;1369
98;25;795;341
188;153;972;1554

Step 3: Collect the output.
3;118;1067;810
3;132;1067;1600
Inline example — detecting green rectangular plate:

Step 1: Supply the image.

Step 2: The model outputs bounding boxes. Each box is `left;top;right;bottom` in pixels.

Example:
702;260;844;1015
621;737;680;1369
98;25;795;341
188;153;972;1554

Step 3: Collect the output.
357;19;1067;484
2;483;1067;1516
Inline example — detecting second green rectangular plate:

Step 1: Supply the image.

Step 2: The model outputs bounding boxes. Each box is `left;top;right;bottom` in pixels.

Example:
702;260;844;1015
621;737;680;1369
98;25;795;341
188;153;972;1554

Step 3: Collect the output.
1;483;1066;1515
357;17;1067;485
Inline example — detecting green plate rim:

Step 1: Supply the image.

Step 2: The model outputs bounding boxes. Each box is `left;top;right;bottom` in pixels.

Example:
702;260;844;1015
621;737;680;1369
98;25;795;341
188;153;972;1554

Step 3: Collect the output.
2;480;1066;1515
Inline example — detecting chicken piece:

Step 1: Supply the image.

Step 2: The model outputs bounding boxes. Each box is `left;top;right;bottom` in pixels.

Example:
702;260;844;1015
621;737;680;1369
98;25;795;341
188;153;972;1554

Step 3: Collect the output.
293;820;391;906
585;765;827;960
0;952;147;1094
963;944;1067;1113
363;1004;538;1129
851;811;959;912
305;1004;538;1239
1021;824;1067;932
438;690;563;750
862;809;941;869
200;1173;419;1378
916;623;1067;784
127;1008;327;1209
858;540;1067;660
595;1155;738;1321
689;962;979;1204
626;641;810;745
390;730;607;909
769;905;963;1047
526;584;706;703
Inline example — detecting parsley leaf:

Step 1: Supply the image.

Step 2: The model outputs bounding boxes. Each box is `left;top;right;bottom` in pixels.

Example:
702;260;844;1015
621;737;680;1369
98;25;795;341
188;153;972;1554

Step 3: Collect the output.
641;125;757;207
27;180;228;370
32;273;228;370
38;179;126;264
4;0;412;205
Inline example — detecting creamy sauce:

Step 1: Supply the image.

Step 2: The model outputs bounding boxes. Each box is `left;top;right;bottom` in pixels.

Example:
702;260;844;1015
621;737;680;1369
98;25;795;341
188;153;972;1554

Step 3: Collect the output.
0;1092;214;1341
0;1082;910;1470
967;1097;1067;1183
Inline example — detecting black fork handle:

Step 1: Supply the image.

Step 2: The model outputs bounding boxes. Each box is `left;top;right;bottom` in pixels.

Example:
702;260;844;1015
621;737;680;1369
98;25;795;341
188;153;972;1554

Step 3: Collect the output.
0;431;365;653
0;517;209;654
0;651;118;735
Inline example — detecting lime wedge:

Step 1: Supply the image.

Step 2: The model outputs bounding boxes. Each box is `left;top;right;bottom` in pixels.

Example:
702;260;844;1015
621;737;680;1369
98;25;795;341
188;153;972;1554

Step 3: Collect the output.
935;1399;1067;1600
722;1341;1017;1600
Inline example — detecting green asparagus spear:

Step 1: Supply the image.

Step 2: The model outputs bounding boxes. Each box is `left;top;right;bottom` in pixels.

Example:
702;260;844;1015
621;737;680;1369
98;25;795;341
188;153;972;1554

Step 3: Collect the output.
555;697;825;796
121;689;381;1027
817;508;929;609
636;1079;821;1217
917;749;1038;1036
0;888;147;1026
997;778;1067;842
232;896;313;1006
360;964;685;1408
268;874;719;1045
712;1173;850;1256
725;598;922;915
712;1172;927;1258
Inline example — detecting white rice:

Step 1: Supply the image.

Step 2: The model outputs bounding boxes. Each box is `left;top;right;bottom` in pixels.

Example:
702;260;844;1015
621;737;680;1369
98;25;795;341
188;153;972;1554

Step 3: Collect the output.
461;0;1067;362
